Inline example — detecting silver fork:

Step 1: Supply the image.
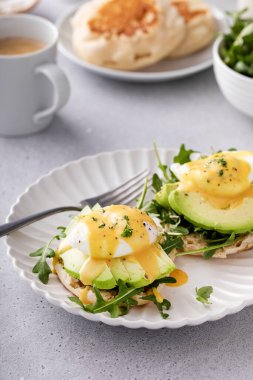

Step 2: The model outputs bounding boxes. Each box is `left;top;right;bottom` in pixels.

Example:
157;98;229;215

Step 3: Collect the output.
0;169;150;238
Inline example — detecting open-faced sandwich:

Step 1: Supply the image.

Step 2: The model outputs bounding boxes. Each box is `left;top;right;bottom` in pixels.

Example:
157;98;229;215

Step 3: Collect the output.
144;145;253;259
30;204;176;318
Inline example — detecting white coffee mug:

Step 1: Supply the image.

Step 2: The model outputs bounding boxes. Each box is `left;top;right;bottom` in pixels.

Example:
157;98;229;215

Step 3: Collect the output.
0;14;70;136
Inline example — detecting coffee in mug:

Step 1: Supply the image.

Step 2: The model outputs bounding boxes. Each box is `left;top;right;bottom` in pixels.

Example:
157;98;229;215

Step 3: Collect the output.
0;14;70;136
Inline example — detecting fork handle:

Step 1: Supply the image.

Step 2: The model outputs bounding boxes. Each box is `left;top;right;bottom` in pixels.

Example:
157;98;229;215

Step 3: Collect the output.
0;206;81;238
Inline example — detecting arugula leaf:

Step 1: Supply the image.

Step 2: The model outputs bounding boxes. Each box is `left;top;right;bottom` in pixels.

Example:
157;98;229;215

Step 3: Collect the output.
173;144;196;165
137;177;148;209
168;225;189;236
55;226;67;240
152;173;163;192
169;169;179;183
176;233;235;258
203;249;217;260
161;233;184;254
69;280;144;318
29;226;66;284
196;286;213;305
141;295;171;319
151;276;176;288
31;246;55;284
141;199;160;215
153;143;170;182
69;276;175;319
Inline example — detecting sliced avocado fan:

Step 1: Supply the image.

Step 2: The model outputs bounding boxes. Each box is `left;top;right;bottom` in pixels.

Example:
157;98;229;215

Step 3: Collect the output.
169;189;253;234
60;245;175;290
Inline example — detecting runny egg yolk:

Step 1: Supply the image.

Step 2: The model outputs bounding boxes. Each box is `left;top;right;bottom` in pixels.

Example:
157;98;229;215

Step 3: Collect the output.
179;151;253;209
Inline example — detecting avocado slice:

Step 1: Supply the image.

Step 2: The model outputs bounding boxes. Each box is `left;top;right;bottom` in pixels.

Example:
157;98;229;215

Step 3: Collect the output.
169;189;253;234
155;248;176;277
93;265;117;289
61;248;88;279
109;259;130;283
122;244;176;288
123;259;150;288
155;183;178;208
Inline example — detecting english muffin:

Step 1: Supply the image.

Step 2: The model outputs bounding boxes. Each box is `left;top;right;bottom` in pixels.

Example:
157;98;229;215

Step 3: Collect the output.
169;233;253;260
170;0;216;58
71;0;186;70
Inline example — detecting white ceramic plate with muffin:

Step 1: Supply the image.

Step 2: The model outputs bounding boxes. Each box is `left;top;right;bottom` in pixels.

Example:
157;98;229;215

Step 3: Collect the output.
57;1;226;82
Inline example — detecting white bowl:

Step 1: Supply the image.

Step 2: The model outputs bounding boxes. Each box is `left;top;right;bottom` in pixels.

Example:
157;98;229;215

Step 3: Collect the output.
213;36;253;118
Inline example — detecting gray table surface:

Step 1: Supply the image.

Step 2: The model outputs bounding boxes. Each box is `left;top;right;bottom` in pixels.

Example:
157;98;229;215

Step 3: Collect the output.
2;0;253;379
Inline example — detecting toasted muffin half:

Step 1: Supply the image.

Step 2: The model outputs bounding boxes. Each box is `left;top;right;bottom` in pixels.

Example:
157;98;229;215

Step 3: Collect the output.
169;0;216;58
169;233;253;259
55;262;165;307
71;0;186;70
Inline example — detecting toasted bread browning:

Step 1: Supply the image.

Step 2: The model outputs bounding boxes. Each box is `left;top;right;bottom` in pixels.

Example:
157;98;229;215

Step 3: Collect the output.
169;0;216;58
89;0;158;37
172;0;206;22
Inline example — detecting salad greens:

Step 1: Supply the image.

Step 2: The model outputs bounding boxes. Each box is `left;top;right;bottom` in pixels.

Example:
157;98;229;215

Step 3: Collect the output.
221;9;253;77
29;226;66;284
196;286;213;305
69;277;176;319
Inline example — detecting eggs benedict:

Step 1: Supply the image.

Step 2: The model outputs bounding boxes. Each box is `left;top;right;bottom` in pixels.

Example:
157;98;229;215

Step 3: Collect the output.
151;146;253;259
53;204;176;316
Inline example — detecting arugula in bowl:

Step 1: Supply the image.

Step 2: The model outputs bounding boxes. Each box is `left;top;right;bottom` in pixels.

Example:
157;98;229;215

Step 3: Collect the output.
220;9;253;78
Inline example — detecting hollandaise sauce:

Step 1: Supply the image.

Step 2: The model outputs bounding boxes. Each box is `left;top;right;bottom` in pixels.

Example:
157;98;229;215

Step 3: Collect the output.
167;269;188;287
79;205;157;258
179;151;253;209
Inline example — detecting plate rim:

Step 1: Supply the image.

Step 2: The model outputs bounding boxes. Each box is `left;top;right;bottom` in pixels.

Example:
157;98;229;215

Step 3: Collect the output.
56;4;227;82
6;148;253;329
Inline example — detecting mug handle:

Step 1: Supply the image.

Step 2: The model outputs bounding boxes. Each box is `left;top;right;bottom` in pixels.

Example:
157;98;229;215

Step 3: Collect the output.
33;63;70;125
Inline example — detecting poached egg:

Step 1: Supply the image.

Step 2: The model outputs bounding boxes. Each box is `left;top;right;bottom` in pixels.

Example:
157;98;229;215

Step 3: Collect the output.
171;151;253;209
58;205;159;259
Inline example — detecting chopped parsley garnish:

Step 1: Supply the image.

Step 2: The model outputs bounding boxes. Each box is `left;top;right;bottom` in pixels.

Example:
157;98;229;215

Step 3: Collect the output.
121;215;133;237
218;158;227;167
196;286;213;304
218;169;224;176
98;223;106;228
121;224;133;237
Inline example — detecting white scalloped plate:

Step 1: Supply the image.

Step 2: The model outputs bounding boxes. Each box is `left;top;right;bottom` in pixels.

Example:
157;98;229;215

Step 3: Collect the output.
6;149;253;329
